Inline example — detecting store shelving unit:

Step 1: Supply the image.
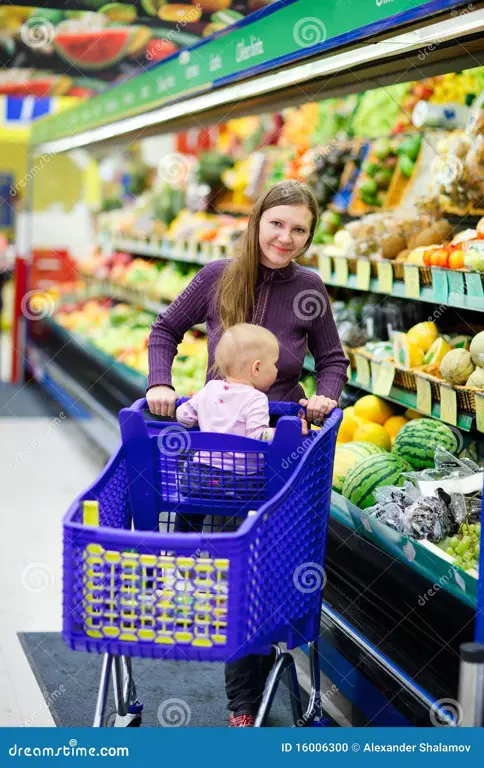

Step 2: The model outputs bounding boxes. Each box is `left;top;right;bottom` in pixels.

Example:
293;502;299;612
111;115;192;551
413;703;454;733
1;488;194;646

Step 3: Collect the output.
24;0;484;727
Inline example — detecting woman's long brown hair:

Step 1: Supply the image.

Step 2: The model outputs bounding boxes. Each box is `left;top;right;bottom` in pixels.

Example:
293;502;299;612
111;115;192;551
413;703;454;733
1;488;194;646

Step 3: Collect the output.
215;181;319;330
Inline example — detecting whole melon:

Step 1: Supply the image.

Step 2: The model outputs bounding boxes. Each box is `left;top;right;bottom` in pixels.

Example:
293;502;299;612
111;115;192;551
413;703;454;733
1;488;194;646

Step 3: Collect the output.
332;441;385;493
354;394;393;425
470;331;484;368
392;418;459;469
353;422;391;451
342;453;410;510
440;348;475;384
466;367;484;388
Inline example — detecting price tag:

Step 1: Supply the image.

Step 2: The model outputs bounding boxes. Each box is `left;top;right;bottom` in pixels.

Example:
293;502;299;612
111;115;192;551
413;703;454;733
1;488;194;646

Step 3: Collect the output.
373;362;395;396
448;271;465;303
334;257;348;286
416;376;432;415
356;259;371;291
377;260;393;294
404;265;420;299
370;360;381;387
440;384;457;426
355;355;370;387
465;272;484;299
475;392;484;433
432;268;449;304
319;254;332;284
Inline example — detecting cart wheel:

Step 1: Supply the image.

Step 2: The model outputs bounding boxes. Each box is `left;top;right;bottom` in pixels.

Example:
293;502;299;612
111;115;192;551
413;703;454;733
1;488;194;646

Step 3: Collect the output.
104;708;142;727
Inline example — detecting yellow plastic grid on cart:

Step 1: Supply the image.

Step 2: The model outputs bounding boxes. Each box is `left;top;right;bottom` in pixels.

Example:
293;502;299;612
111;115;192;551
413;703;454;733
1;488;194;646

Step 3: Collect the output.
82;544;229;648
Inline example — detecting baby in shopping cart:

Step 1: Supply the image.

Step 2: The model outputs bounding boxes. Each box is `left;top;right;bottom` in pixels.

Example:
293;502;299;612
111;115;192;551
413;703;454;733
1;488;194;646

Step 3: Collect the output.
174;323;307;531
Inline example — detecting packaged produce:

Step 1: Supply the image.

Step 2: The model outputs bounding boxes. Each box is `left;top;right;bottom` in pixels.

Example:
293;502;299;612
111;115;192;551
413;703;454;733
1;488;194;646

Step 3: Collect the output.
403;489;456;542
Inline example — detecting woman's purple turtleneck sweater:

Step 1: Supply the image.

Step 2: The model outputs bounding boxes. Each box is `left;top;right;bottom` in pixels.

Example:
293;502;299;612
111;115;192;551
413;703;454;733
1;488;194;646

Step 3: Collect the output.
148;259;349;403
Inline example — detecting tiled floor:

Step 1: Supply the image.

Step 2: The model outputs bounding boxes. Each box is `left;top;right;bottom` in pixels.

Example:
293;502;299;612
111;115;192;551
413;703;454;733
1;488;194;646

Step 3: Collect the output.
0;379;106;726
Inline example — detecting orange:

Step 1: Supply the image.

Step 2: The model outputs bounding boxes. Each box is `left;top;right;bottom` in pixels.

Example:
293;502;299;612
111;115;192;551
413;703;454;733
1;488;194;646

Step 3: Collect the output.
449;249;464;270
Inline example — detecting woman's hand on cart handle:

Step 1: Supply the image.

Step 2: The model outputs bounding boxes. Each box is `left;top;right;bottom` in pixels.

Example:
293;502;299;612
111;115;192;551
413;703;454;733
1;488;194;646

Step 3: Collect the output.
299;395;338;425
146;385;179;417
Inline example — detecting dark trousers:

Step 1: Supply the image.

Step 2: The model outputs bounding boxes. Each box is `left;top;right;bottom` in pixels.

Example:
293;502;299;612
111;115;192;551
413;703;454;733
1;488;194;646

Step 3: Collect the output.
174;499;275;717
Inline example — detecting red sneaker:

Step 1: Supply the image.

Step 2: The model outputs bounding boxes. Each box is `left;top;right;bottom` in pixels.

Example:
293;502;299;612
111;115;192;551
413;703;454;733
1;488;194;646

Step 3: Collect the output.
229;713;256;728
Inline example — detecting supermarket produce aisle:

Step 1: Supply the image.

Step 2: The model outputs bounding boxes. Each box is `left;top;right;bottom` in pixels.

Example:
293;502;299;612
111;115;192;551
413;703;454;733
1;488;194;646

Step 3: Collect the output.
0;381;105;726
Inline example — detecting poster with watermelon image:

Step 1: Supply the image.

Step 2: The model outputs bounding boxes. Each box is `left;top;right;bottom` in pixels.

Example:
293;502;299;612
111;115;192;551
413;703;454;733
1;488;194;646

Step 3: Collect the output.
0;1;278;98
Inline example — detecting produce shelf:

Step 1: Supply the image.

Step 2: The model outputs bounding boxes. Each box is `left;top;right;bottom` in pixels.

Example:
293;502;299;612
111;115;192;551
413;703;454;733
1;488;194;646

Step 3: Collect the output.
75;277;207;334
100;237;232;267
315;260;484;313
347;371;476;433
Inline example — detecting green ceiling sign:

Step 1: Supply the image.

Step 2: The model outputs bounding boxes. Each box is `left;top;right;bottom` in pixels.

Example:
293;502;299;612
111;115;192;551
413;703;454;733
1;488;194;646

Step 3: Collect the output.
31;0;463;146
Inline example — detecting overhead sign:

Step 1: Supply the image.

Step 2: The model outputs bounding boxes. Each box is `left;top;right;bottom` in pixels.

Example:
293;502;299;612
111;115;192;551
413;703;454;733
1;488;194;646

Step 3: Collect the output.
31;0;467;146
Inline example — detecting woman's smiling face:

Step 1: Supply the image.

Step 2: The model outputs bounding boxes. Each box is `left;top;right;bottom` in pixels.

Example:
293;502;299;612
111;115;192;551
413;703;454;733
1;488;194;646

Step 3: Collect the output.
258;204;313;269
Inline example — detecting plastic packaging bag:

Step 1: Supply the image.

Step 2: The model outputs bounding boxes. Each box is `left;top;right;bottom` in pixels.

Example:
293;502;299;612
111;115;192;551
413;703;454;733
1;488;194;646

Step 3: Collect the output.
403;489;457;542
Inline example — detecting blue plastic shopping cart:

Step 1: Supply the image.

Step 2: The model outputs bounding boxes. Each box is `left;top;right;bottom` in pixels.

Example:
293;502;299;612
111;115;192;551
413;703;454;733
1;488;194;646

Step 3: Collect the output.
63;398;342;727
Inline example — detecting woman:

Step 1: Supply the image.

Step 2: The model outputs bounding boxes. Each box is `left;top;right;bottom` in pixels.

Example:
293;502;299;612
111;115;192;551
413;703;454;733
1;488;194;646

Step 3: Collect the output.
147;181;349;424
147;181;348;727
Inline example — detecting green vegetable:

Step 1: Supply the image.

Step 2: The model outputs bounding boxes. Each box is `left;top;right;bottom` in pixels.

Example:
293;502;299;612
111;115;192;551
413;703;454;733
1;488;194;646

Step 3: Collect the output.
398;135;421;162
373;138;393;161
359;179;378;196
362;161;380;177
360;190;378;206
398;154;415;178
374;169;393;190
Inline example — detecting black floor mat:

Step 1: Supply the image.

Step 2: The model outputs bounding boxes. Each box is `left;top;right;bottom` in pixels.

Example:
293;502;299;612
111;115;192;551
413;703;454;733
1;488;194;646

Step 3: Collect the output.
18;633;295;727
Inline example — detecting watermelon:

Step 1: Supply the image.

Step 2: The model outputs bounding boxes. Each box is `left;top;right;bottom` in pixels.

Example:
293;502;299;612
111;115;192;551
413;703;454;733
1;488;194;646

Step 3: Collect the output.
342;453;409;510
332;442;385;493
54;28;137;70
392;418;459;470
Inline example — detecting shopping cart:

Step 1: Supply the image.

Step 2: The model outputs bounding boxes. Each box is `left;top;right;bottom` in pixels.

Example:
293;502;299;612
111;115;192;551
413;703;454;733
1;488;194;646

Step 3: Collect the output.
63;398;342;727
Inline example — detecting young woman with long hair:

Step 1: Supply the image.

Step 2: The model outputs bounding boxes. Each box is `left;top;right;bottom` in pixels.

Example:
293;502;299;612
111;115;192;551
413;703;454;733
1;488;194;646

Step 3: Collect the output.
147;181;349;424
146;180;348;726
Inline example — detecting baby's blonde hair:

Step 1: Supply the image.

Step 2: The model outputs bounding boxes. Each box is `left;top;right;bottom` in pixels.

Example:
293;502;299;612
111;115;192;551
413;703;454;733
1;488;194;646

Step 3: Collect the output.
214;323;279;378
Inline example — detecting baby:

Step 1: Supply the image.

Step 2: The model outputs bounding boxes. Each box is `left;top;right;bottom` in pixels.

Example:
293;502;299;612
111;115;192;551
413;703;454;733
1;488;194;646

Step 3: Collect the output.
174;323;307;530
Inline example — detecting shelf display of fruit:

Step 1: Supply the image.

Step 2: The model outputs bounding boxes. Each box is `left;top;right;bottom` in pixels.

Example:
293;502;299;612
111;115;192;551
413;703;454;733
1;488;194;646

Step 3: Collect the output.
54;298;207;387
